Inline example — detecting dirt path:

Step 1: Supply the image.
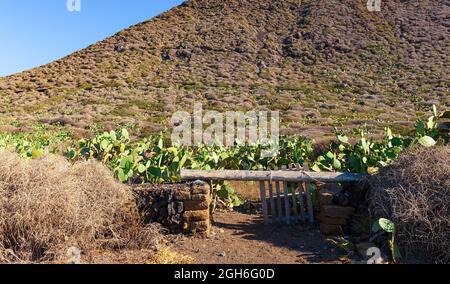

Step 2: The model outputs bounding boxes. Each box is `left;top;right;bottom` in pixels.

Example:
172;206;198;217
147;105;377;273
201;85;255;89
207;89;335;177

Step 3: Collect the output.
172;211;349;264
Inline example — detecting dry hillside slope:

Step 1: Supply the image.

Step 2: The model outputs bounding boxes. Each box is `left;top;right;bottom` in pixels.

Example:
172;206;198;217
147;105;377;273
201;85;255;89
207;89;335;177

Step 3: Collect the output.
0;0;448;137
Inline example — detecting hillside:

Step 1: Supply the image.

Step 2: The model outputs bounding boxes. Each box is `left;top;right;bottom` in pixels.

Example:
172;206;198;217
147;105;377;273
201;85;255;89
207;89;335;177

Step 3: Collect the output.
0;0;448;138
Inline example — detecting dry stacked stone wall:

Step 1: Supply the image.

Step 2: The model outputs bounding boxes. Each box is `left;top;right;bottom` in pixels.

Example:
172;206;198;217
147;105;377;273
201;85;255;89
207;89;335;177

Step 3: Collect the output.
134;180;211;237
317;182;366;236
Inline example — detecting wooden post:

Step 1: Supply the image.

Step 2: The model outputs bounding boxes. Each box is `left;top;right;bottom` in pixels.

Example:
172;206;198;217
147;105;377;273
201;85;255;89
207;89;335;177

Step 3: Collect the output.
274;166;283;223
180;169;365;183
268;181;276;223
295;164;306;222
303;163;314;223
258;169;269;224
281;165;291;224
289;164;299;221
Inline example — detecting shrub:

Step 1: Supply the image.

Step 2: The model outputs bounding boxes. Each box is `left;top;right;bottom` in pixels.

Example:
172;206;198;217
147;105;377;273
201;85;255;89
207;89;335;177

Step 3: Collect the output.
0;151;162;263
369;146;450;263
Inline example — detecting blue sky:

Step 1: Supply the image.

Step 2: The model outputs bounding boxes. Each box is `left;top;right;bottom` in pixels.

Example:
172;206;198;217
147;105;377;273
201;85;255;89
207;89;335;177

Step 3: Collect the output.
0;0;185;77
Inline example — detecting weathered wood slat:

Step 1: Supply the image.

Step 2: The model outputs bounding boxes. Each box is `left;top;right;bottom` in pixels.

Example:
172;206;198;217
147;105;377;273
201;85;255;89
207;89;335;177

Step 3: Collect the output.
303;163;314;223
281;165;291;224
289;164;299;221
259;179;269;225
268;181;276;222
274;166;283;223
295;164;306;222
181;169;365;183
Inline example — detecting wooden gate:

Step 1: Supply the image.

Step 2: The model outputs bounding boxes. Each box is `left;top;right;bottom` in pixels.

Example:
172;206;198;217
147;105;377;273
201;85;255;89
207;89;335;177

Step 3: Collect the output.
259;163;314;225
180;168;364;225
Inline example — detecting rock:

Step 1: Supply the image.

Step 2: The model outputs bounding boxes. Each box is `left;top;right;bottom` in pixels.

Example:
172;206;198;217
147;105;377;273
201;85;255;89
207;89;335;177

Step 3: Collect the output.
321;205;355;219
319;215;348;226
218;252;226;257
174;189;191;201
183;210;210;222
318;190;334;205
176;49;192;60
191;193;209;201
319;223;342;236
190;220;210;233
335;191;351;206
184;200;210;211
114;43;126;53
191;180;210;195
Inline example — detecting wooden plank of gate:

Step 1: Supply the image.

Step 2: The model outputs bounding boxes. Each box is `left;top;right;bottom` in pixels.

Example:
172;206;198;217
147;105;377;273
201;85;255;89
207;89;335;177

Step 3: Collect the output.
274;166;283;223
289;164;299;222
281;165;291;225
268;179;276;223
295;163;306;222
303;163;314;223
259;168;269;224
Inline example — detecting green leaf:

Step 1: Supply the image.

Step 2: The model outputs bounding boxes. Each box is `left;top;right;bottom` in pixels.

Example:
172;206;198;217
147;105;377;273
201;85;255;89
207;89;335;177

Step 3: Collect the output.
348;155;360;171
418;136;436;147
121;129;129;140
100;139;109;150
148;166;162;178
373;218;395;233
117;168;127;183
311;164;322;173
427;116;436;130
391;137;403;147
415;121;426;136
216;188;229;199
109;130;117;141
332;158;341;170
231;195;244;207
337;135;349;144
179;152;188;169
137;163;147;174
325;151;334;160
31;149;44;159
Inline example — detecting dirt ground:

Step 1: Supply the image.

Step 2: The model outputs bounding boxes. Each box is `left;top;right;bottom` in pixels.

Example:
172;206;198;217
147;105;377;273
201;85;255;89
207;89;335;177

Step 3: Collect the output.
171;210;352;264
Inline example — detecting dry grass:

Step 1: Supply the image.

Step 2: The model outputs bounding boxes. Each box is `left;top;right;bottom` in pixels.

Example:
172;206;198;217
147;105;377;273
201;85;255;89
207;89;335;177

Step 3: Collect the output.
369;146;450;264
0;151;164;263
146;247;194;264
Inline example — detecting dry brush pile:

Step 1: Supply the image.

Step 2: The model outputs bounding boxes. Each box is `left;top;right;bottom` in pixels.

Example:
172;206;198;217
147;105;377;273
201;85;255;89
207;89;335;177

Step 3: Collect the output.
0;151;163;263
369;146;450;263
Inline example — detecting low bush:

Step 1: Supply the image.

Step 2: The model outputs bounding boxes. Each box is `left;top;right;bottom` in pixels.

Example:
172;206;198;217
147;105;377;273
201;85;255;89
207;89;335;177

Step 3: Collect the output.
369;146;450;263
0;151;162;263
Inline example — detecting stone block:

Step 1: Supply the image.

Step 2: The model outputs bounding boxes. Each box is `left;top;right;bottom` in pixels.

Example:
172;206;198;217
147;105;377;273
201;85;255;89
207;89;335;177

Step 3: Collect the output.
318;191;334;205
319;215;348;225
190;220;210;232
184;200;210;211
320;223;342;236
190;193;209;201
321;205;355;219
174;188;191;201
191;180;210;195
183;210;209;222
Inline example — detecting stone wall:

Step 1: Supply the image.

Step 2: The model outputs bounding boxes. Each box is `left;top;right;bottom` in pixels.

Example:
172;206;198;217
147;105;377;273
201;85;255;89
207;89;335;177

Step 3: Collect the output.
134;180;211;237
317;183;365;236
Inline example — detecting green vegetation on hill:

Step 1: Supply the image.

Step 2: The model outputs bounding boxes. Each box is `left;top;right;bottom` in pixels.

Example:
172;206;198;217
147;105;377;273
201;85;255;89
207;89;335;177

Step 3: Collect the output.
1;107;448;177
0;106;448;207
